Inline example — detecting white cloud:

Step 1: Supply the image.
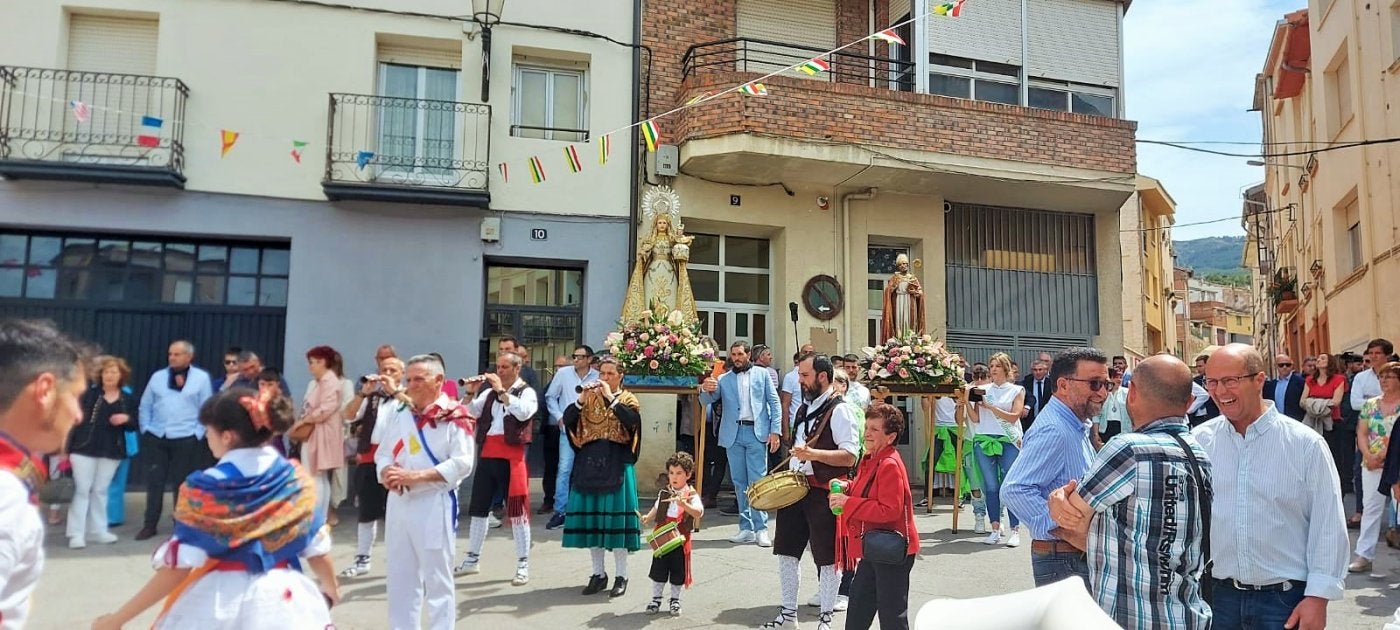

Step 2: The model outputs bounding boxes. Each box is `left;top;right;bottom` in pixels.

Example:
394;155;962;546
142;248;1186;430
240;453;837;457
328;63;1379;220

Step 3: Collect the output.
1124;0;1298;239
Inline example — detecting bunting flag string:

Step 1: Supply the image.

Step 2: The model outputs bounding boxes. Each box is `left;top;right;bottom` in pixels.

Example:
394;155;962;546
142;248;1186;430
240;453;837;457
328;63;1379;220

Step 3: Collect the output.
871;29;906;46
290;140;308;164
738;82;769;96
528;156;547;183
798;58;830;76
220;130;240;158
598;134;612;165
933;0;966;17
564;144;583;173
69;100;90;123
137;116;163;148
355;150;374;170
640;120;660;152
498;162;509;183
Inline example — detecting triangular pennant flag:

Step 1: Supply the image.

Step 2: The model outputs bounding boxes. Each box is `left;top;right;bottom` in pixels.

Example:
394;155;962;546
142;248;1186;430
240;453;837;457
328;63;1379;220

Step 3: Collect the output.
356;150;375;170
738;82;769;96
220;130;240;158
564;145;583;173
798;58;831;76
498;162;509;183
640;120;659;152
872;29;906;46
685;92;714;106
528;156;546;183
69;100;90;123
599;134;612;165
290;140;308;164
933;0;966;16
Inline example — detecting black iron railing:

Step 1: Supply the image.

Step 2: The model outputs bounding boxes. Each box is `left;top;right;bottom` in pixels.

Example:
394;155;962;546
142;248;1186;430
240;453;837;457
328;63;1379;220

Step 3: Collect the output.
324;93;490;192
681;38;915;89
0;66;188;179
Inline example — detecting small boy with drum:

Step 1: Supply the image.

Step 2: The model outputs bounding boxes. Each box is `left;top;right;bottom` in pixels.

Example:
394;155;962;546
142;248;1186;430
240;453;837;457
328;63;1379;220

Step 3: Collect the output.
641;451;705;616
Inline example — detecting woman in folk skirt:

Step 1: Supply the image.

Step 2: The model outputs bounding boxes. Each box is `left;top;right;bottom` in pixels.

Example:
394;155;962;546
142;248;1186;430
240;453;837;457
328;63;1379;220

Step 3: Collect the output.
561;356;643;598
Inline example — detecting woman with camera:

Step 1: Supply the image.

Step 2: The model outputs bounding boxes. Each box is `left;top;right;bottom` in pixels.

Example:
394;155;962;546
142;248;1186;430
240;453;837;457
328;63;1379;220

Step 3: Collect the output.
829;402;918;630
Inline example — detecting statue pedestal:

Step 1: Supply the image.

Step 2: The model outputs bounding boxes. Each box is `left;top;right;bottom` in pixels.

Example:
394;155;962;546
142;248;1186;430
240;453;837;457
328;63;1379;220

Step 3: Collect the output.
629;384;707;528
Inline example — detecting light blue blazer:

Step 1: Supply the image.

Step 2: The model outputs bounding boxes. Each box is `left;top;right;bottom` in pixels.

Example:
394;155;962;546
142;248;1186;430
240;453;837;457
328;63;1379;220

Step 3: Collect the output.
699;367;782;449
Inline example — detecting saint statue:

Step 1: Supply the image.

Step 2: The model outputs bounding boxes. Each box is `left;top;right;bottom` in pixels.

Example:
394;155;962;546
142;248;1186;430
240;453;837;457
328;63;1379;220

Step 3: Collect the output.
622;186;698;323
880;253;925;341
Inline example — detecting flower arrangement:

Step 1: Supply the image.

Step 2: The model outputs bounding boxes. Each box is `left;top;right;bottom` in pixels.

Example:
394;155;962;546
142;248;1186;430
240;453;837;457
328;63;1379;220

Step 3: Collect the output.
860;333;966;389
605;309;714;377
1268;268;1297;306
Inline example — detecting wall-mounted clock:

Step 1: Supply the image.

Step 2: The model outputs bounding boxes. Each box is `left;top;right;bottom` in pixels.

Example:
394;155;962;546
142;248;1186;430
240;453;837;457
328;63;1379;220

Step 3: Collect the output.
802;275;843;321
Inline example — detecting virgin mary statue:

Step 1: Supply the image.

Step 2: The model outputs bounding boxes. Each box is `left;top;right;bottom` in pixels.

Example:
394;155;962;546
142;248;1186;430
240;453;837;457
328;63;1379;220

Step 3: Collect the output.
621;186;698;323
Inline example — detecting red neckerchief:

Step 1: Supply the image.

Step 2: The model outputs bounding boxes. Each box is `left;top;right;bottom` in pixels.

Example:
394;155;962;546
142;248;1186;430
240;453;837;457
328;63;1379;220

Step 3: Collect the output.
416;401;474;432
0;431;46;505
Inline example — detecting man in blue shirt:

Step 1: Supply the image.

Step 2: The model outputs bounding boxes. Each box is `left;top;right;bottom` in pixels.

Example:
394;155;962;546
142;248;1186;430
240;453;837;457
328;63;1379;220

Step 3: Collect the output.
543;344;599;530
135;340;213;541
1002;346;1109;587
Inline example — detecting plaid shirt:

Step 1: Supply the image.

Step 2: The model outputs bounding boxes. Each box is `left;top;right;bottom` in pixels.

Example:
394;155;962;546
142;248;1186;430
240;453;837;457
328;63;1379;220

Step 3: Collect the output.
1078;417;1212;630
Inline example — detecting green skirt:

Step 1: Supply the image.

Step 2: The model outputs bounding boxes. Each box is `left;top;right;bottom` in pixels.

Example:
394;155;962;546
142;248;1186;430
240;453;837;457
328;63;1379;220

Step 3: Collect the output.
562;462;642;551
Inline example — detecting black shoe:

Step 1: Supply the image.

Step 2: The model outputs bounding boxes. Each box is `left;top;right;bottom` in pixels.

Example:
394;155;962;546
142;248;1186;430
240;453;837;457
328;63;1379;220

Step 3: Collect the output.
546;512;566;530
134;525;158;541
536;503;554;515
609;576;628;598
582;573;608;595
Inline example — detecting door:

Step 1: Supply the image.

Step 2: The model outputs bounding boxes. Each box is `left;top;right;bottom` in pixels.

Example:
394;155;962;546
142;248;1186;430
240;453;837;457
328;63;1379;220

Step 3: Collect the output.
480;263;584;379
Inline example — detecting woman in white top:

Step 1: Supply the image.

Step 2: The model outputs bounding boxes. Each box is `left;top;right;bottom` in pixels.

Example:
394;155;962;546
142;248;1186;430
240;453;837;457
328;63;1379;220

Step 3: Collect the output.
970;353;1025;547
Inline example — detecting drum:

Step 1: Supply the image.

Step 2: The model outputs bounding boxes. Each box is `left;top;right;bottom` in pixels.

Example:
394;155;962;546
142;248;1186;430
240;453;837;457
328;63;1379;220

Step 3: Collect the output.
746;469;809;511
647;522;685;557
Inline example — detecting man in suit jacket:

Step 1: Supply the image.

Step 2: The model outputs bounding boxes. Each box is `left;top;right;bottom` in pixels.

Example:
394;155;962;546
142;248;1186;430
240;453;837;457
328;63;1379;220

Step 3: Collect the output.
1266;353;1307;421
699;340;782;547
1187;351;1220;427
1020;358;1055;431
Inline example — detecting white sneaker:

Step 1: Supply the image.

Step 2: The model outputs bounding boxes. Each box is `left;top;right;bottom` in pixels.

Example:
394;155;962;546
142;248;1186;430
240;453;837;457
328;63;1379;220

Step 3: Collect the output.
91;532;118;544
339;555;371;577
974;513;987;534
1005;531;1022;548
453;558;480;576
512;562;530;586
981;530;1001;545
487;513;503;529
756;530;772;547
729;530;756;544
834;595;849;611
67;537;86;549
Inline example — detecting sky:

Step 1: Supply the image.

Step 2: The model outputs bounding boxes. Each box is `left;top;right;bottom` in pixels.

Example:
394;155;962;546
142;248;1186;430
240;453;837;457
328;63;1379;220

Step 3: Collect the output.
1122;0;1302;240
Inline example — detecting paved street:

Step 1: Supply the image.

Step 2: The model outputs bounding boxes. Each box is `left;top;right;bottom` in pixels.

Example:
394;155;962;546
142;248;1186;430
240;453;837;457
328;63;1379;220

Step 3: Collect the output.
31;485;1400;629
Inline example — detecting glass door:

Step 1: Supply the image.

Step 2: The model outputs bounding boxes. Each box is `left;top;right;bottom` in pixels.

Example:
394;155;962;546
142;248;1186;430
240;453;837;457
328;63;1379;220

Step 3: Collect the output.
482;264;584;377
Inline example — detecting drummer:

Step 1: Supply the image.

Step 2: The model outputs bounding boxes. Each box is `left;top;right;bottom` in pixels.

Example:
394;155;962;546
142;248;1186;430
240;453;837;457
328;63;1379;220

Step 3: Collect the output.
764;353;861;630
641;451;704;617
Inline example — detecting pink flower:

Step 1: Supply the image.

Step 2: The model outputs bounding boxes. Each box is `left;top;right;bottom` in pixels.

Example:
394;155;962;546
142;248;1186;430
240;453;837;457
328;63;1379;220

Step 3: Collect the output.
898;368;910;379
640;332;650;342
886;362;897;372
624;340;637;351
643;346;655;357
649;359;660;370
916;358;926;367
669;335;678;344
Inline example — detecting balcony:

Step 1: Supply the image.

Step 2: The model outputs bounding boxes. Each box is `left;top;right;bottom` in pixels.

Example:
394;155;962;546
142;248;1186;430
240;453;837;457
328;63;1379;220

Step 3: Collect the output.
0;66;188;187
673;38;1137;209
322;93;490;208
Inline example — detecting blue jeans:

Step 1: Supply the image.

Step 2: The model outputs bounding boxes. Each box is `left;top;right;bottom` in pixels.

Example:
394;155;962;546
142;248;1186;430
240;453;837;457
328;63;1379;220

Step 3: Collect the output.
554;429;576;513
727;426;769;532
1030;549;1089;588
1210;580;1305;630
973;443;1020;528
107;458;130;526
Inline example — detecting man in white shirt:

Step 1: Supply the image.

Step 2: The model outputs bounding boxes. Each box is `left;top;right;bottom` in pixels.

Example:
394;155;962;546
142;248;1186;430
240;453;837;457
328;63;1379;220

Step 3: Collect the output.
1350;338;1393;410
780;344;815;435
136;340;214;541
1194;343;1347;630
456;352;539;585
0;319;88;629
543;345;599;530
377;355;475;630
838;354;872;410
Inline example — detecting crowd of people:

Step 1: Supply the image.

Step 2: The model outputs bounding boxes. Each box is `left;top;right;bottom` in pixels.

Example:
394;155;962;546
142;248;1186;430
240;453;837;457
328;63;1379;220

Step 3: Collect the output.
3;316;1400;629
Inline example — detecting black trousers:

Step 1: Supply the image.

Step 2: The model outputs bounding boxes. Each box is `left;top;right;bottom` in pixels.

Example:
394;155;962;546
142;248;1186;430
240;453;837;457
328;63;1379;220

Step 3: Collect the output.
845;554;914;630
141;434;204;528
541;424;560;505
1326;424;1356;495
702;423;727;504
469;458;513;517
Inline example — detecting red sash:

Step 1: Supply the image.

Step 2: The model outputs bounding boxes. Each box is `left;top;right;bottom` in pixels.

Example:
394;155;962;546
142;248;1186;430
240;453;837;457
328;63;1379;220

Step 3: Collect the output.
0;431;45;505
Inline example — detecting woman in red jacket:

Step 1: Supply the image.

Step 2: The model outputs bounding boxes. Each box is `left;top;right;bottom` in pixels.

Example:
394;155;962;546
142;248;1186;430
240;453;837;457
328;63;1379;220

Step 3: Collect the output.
829;401;919;630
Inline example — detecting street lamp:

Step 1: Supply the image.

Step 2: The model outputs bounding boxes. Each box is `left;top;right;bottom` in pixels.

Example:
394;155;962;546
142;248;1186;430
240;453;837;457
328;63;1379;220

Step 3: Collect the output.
472;0;505;103
1246;159;1307;170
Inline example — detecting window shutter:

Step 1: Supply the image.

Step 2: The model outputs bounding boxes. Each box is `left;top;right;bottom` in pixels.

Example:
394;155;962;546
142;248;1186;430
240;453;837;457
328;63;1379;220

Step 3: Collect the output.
926;0;1023;65
1026;0;1120;87
736;0;837;79
67;15;159;75
377;45;463;70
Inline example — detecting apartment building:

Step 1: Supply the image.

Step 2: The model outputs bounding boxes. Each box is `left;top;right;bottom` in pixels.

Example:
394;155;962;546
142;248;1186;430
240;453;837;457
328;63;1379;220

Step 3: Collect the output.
0;0;636;386
1250;2;1400;360
641;0;1138;372
1174;267;1254;360
1120;175;1178;360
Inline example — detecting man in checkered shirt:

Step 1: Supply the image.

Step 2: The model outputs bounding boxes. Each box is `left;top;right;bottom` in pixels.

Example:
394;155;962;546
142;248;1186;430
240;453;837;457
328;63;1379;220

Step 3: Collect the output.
1049;354;1212;630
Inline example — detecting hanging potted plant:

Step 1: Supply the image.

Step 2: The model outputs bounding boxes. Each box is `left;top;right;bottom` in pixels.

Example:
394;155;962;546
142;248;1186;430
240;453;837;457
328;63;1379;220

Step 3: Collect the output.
1268;269;1297;306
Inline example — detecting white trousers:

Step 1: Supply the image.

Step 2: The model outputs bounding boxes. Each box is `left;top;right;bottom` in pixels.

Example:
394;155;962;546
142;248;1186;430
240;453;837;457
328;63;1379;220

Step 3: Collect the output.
1358;466;1387;560
385;491;456;630
67;454;120;541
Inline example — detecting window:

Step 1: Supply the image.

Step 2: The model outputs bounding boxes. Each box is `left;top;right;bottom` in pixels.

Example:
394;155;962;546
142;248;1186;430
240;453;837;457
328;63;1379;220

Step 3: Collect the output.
1325;47;1353;136
690;234;771;348
483;264;584;375
512;64;587;141
1392;1;1400;63
928;54;1021;106
1338;196;1363;272
1029;78;1115;116
867;245;910;348
0;231;288;307
378;63;460;181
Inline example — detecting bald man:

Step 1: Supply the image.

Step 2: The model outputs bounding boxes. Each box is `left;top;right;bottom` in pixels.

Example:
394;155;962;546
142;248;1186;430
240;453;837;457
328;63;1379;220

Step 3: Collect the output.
1193;344;1346;630
1049;355;1212;629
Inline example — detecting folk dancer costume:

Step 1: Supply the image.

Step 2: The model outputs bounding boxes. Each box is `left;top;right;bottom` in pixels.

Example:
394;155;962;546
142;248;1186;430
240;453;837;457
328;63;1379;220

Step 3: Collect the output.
341;389;396;578
561;387;643;594
646;485;703;616
457;378;538;584
767;387;861;630
375;393;475;630
0;431;46;628
149;445;332;629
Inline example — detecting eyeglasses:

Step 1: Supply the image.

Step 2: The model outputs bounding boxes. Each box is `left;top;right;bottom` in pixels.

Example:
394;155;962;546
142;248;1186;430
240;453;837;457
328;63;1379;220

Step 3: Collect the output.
224;359;238;365
1063;377;1118;392
1203;373;1261;389
1276;362;1293;368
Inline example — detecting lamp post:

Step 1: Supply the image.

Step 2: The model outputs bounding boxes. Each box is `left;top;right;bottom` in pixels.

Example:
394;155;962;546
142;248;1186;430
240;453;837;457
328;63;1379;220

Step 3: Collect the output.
472;0;505;103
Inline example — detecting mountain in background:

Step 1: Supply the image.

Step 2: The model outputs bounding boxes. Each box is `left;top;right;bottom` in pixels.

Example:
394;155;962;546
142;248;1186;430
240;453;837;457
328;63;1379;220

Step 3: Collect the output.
1171;235;1249;286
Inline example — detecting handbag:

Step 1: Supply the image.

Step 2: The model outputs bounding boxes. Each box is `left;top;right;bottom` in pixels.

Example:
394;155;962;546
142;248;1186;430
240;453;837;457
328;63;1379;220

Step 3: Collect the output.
40;475;76;505
287;421;316;444
1168;431;1213;603
855;458;909;565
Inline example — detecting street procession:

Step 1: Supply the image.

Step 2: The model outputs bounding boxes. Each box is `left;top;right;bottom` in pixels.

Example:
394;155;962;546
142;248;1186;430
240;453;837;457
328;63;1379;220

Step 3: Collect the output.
2;0;1400;628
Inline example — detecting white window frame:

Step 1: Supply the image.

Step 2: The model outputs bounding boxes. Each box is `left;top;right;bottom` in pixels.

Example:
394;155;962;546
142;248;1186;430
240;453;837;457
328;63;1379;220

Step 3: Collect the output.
511;63;589;142
866;244;911;348
927;54;1021;106
691;234;772;350
376;62;460;186
1027;77;1116;117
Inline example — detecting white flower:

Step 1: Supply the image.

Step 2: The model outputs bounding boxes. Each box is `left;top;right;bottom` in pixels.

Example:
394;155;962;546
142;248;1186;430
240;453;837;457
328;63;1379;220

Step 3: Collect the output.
667;310;685;326
876;368;891;379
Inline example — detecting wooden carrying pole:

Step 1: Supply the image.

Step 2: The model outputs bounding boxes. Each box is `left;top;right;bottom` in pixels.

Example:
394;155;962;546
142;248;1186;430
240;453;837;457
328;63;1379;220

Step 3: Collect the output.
916;388;969;532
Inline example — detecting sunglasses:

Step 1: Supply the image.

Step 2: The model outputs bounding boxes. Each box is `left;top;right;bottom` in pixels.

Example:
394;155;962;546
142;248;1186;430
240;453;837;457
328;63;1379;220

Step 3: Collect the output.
1277;363;1293;368
1064;377;1118;392
224;359;238;365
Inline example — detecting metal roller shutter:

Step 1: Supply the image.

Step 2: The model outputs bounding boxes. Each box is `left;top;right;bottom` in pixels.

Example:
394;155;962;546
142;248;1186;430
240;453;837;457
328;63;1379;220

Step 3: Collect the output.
1027;0;1120;87
736;0;837;79
926;0;1022;66
377;44;463;70
67;15;158;75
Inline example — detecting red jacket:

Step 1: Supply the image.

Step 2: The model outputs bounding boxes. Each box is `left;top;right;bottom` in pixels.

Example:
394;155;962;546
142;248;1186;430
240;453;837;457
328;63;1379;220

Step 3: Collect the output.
841;445;919;564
